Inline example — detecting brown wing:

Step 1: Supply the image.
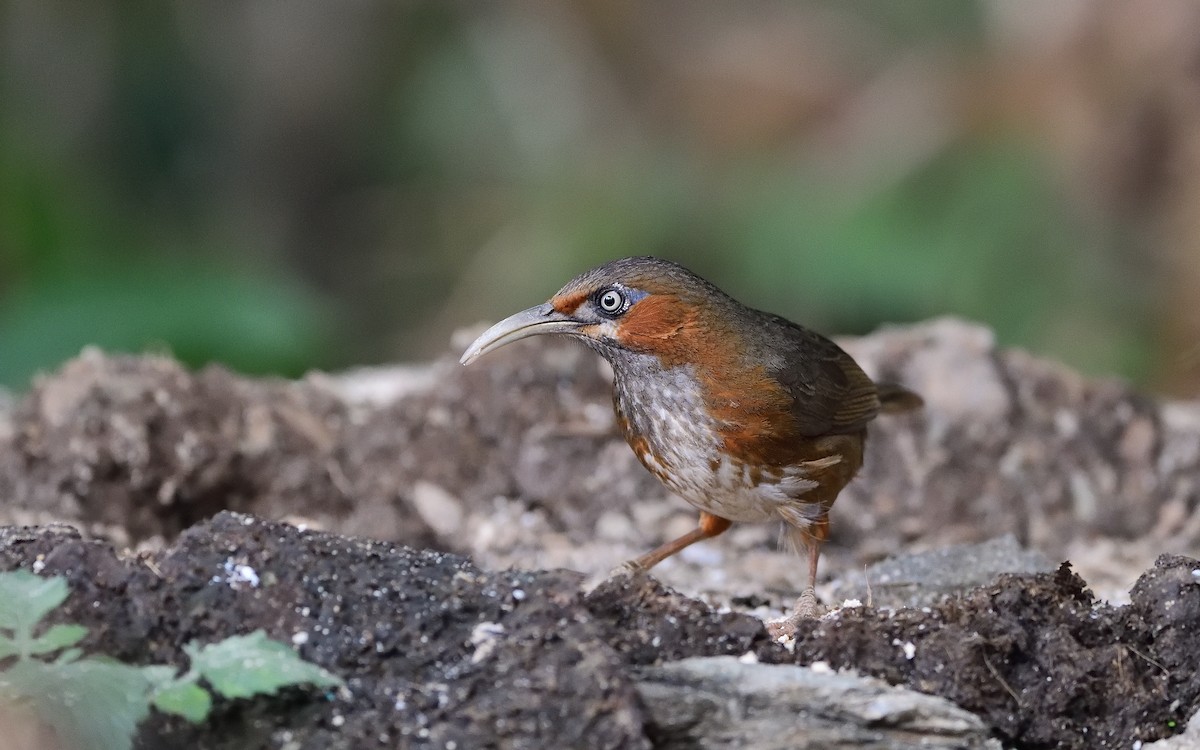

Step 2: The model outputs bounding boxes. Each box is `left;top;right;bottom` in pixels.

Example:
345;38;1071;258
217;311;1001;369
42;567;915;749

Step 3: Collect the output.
757;313;881;437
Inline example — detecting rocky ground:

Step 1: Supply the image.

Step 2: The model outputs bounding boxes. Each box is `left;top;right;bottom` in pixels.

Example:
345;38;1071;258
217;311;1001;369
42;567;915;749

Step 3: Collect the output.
0;317;1198;748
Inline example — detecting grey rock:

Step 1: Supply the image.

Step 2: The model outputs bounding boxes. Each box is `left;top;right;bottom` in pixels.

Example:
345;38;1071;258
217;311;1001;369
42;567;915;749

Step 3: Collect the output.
636;656;1001;750
827;534;1056;609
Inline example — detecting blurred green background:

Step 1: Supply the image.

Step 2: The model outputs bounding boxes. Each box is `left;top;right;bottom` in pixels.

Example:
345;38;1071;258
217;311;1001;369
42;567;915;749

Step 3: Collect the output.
1;1;1197;396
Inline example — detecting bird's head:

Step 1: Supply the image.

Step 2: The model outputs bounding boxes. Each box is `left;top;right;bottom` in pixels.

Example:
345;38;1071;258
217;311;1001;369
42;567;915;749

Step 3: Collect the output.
460;257;732;367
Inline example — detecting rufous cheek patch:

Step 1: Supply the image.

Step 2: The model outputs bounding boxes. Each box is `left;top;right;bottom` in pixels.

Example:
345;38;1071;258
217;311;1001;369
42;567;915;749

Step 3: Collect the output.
551;290;591;315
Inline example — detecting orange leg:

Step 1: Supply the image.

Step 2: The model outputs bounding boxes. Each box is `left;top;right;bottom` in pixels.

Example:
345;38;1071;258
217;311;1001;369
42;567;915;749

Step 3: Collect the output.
775;512;830;624
625;511;732;573
803;514;830;592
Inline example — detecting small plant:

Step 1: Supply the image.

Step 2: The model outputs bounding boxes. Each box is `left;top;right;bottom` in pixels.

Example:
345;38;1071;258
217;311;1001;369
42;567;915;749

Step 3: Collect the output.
0;570;342;750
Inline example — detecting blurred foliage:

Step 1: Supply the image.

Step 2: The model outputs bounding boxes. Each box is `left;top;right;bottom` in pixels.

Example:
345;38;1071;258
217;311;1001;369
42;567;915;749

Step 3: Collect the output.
722;141;1155;382
0;0;1193;394
0;152;333;385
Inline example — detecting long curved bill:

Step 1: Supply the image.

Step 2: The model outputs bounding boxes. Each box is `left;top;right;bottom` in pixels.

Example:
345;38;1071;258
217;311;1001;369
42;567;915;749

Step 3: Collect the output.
459;303;582;365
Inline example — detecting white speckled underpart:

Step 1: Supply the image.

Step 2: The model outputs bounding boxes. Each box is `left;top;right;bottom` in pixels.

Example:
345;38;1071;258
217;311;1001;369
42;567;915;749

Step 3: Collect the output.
606;349;831;526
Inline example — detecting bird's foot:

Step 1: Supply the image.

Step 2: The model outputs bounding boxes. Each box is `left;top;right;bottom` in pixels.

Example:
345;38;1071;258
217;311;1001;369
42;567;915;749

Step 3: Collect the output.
608;559;648;579
792;587;825;619
583;559;648;594
765;587;825;639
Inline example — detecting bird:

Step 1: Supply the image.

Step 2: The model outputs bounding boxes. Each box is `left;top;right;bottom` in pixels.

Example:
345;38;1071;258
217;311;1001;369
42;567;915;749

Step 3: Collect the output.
459;256;921;631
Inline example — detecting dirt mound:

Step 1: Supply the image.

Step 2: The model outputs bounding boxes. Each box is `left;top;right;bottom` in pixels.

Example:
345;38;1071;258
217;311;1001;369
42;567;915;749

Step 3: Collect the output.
781;558;1200;748
1;513;1197;748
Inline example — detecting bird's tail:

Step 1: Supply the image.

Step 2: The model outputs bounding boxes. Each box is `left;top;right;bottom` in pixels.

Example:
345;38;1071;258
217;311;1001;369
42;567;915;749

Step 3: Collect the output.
876;382;923;413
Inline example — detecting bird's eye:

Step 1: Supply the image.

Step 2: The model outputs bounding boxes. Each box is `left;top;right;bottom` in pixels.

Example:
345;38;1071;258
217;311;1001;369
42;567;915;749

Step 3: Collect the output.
597;289;626;315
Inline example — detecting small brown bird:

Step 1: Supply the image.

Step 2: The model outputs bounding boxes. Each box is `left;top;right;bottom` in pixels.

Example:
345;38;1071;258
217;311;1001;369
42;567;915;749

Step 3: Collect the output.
460;257;920;627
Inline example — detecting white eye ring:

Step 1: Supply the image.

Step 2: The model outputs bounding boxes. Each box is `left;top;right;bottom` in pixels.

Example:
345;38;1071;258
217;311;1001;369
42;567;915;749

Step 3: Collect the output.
598;289;625;314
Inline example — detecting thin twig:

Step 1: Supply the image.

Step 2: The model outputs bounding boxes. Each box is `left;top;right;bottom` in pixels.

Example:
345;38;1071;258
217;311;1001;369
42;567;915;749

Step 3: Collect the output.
142;557;163;578
1125;644;1169;675
982;653;1021;706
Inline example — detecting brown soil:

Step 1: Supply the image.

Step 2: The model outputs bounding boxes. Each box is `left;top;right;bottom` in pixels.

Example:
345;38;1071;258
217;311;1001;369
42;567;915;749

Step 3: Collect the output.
1;514;1197;749
779;559;1200;749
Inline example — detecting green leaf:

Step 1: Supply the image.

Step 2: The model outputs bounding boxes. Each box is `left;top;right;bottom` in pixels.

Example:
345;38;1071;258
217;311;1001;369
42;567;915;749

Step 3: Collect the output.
0;572;70;638
54;647;83;665
140;664;181;688
29;623;88;656
151;681;212;723
0;638;20;660
186;630;342;700
2;657;152;750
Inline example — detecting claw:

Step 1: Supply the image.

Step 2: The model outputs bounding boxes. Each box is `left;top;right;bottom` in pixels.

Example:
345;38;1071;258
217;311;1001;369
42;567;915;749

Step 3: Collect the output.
582;559;647;594
766;587;825;639
609;559;646;579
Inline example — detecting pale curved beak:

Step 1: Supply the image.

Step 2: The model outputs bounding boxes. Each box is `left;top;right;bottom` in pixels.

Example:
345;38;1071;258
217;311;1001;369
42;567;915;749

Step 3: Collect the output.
459;303;583;365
